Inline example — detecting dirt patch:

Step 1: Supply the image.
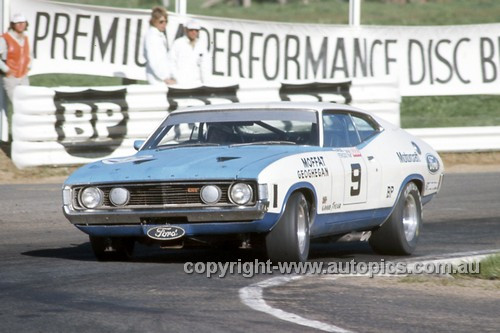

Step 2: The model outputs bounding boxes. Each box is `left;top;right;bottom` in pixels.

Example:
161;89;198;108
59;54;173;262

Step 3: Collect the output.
347;275;500;299
1;145;499;184
440;151;500;173
0;147;77;184
310;273;500;299
396;275;500;293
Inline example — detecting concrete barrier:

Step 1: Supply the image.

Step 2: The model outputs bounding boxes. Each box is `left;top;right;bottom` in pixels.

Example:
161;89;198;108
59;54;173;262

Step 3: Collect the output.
11;78;401;168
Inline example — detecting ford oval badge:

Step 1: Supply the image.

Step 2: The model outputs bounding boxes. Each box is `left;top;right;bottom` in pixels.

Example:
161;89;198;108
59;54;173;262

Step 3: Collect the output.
147;226;185;240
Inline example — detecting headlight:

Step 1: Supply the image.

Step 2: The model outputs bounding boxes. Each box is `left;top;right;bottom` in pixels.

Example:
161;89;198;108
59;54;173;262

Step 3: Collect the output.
80;187;104;209
200;185;221;204
230;183;253;205
109;187;130;206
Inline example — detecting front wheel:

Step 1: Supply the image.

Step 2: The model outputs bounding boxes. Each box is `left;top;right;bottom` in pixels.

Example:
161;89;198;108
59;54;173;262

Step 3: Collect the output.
89;236;135;261
266;192;311;263
370;182;422;255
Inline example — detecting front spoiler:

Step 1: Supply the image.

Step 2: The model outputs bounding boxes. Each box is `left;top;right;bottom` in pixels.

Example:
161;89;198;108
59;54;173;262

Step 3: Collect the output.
75;212;280;238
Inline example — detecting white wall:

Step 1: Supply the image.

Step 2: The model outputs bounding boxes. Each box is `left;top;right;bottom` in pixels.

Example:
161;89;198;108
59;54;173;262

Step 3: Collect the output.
11;78;400;168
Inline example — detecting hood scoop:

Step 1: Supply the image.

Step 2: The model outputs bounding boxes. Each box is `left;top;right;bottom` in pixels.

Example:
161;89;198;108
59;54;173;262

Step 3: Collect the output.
217;156;241;162
102;155;155;165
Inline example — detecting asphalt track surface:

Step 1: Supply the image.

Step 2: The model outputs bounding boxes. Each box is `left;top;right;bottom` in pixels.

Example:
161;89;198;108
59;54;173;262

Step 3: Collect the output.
0;173;499;332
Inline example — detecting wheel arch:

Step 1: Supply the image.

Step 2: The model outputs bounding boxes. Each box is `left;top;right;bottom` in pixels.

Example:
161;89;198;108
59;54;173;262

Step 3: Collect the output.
274;182;318;228
410;177;424;195
376;174;424;228
399;174;425;199
295;187;317;222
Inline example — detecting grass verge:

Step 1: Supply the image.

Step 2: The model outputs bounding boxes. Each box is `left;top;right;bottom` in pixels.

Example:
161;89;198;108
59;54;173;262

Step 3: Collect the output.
58;0;500;26
453;254;500;281
399;254;500;289
401;95;500;128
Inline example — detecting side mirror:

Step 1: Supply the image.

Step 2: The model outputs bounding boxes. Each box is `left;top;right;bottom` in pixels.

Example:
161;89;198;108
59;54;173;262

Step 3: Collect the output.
133;140;145;151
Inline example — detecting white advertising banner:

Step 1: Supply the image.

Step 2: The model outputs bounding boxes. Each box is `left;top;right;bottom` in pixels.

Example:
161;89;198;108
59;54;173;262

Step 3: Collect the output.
10;0;500;96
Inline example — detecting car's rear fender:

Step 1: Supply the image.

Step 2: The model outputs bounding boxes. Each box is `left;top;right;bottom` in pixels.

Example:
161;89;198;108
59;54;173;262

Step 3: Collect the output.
377;174;425;228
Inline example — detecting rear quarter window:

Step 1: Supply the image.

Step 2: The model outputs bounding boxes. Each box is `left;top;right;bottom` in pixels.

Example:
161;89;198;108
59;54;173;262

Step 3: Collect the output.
351;115;379;141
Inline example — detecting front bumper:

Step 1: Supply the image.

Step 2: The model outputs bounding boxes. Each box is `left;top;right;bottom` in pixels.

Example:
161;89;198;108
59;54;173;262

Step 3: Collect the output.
63;200;269;224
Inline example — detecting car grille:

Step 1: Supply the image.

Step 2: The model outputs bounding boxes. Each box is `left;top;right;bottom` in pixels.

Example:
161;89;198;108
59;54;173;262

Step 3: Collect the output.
72;181;255;210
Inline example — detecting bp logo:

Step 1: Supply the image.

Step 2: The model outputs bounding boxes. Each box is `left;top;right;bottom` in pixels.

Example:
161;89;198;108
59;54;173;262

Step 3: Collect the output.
426;154;440;174
54;89;128;158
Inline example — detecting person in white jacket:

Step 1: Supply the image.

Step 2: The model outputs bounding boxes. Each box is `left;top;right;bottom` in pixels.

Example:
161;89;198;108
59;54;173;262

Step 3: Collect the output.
170;19;209;86
143;6;176;85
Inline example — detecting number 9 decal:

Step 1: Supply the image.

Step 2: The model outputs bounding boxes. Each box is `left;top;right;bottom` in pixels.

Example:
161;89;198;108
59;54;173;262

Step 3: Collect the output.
350;163;361;196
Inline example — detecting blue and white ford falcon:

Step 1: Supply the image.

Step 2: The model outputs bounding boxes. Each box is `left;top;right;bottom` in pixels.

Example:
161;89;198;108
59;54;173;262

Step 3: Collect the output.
62;102;444;262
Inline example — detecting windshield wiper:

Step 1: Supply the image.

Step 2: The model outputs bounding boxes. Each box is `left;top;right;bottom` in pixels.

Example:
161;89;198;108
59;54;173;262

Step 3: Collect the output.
156;143;220;150
231;141;297;147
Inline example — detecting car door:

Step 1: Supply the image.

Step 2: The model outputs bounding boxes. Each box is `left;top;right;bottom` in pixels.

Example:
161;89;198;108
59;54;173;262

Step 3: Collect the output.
322;111;369;206
349;113;385;206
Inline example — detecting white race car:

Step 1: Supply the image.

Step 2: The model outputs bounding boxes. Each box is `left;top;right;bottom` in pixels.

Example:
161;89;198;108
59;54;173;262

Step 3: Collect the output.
62;102;444;262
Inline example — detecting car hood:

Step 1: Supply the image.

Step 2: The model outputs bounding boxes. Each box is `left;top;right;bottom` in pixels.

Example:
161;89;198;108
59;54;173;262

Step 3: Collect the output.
64;145;320;185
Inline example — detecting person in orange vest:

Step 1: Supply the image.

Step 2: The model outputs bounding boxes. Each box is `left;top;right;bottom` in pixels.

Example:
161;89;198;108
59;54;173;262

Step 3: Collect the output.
0;13;32;102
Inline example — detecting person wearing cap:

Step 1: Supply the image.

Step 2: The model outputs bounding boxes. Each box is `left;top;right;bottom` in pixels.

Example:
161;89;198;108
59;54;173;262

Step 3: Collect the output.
143;6;176;85
0;13;31;101
170;19;209;86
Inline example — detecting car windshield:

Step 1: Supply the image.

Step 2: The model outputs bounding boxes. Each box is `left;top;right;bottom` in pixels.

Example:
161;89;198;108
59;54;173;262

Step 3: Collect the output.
144;109;319;149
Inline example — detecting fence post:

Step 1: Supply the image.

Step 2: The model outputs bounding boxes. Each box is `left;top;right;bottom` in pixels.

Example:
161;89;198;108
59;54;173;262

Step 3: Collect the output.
175;0;187;15
349;0;361;26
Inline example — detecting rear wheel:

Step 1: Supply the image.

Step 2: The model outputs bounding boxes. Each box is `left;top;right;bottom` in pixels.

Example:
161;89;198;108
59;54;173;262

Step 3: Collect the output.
266;192;310;262
370;182;422;255
89;236;135;261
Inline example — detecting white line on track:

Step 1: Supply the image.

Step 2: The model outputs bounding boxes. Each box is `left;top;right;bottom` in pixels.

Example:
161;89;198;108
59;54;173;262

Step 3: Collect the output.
239;249;500;333
239;275;353;333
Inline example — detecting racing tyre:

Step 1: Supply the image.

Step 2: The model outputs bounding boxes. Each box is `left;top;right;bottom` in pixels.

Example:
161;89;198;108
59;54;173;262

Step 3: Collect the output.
369;182;422;255
89;236;135;261
266;192;310;263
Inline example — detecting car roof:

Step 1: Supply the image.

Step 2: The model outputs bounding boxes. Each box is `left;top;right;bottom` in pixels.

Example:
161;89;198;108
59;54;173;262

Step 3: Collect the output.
171;101;369;116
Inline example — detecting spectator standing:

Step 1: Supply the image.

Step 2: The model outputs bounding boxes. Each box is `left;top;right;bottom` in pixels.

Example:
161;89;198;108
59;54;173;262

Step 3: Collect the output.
170;19;209;86
0;13;31;102
143;6;176;85
0;13;31;142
